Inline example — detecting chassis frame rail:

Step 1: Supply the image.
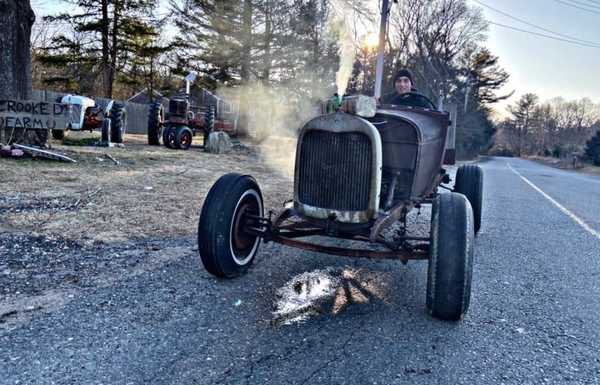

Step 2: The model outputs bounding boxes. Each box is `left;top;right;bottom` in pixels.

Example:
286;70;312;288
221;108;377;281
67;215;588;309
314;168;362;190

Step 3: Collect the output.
243;208;430;263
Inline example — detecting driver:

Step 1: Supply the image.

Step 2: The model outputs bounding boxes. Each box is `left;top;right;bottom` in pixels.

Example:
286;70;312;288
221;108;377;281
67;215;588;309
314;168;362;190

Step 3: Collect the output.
381;69;433;109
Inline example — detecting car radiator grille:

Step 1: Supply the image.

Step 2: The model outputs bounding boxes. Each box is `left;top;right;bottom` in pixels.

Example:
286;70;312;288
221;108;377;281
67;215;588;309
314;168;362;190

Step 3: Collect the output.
297;130;372;211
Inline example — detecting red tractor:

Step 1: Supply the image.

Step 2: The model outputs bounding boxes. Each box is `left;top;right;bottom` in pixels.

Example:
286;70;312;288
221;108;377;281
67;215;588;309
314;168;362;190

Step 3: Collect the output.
147;95;237;150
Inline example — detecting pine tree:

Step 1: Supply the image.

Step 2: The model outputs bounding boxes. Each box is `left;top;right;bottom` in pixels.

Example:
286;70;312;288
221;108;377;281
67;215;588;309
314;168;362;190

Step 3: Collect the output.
38;0;166;98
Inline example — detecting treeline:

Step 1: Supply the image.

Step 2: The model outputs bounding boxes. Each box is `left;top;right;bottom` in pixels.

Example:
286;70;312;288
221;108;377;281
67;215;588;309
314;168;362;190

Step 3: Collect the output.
493;94;600;162
34;0;519;157
33;0;172;99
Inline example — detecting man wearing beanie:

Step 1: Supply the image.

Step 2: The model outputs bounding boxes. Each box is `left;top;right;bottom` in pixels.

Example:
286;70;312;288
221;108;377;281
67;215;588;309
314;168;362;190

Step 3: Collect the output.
381;69;434;109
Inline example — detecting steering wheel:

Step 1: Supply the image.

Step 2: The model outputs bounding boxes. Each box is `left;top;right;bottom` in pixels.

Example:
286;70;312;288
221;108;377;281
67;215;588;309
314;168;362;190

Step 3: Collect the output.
396;91;438;110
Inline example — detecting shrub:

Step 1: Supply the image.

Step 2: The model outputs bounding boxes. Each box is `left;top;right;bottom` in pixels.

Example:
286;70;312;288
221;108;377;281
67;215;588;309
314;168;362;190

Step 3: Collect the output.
584;130;600;166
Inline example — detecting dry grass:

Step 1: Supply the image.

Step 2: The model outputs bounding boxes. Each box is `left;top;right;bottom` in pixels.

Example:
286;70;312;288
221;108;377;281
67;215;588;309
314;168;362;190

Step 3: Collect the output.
526;155;600;176
0;134;293;243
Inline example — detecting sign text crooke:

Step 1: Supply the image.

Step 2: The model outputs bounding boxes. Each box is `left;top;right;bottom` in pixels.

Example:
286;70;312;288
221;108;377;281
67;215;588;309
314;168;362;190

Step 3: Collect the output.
0;99;69;130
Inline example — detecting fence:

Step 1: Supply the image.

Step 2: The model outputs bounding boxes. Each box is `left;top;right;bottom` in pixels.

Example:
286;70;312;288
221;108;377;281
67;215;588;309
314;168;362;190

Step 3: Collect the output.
32;89;149;134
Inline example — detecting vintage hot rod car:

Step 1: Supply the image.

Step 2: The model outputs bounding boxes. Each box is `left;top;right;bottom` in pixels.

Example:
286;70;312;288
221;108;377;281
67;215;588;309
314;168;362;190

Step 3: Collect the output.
197;94;483;321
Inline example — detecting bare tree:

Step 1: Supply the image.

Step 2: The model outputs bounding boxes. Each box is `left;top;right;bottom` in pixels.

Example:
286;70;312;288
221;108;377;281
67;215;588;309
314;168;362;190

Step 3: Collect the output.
389;0;487;100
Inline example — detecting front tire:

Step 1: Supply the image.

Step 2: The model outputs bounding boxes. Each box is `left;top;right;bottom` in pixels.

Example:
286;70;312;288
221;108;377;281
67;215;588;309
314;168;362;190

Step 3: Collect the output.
51;129;65;140
110;103;127;144
147;102;164;145
454;164;483;234
426;193;474;321
162;126;176;149
198;173;264;278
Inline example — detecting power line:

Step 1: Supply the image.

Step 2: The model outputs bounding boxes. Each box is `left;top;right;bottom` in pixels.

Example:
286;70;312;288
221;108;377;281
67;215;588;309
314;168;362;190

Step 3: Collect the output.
489;21;600;49
562;0;600;10
554;0;600;14
472;0;600;47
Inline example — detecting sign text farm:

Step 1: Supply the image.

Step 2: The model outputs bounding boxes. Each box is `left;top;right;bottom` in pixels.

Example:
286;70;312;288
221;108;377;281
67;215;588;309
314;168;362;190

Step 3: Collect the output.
0;99;69;131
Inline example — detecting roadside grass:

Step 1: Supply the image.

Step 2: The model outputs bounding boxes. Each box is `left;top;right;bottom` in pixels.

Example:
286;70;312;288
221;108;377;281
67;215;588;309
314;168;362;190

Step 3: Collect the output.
526;155;600;176
0;134;292;244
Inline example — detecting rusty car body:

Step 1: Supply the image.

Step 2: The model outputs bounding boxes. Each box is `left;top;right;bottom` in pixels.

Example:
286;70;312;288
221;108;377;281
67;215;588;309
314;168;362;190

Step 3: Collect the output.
197;94;483;321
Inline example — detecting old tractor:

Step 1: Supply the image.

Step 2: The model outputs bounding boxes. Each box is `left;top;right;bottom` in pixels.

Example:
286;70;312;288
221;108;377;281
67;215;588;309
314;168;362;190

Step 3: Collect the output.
51;95;127;144
146;73;237;150
146;96;238;150
197;94;483;322
147;96;215;150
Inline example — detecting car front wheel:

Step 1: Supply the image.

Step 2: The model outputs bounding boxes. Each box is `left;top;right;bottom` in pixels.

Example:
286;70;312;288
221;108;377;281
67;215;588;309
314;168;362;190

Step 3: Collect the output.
198;173;264;278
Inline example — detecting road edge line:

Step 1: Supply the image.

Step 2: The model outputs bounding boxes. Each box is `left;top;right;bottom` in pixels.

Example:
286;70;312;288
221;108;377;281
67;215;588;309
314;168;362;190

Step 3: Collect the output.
507;163;600;240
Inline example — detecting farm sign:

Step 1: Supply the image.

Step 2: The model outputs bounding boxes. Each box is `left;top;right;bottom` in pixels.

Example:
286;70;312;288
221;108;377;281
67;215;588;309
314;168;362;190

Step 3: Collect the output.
0;99;69;130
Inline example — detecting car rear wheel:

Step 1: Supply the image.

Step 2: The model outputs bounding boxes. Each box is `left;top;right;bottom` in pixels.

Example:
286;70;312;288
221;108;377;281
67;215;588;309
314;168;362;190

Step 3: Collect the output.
198;173;263;278
454;164;483;234
426;192;474;321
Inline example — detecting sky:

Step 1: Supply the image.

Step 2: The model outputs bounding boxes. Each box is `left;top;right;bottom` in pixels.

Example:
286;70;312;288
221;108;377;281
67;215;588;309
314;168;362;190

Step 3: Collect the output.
469;0;600;114
30;0;600;115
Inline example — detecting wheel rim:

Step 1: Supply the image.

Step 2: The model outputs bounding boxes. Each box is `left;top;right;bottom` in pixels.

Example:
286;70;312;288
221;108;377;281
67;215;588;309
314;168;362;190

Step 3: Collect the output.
181;131;192;147
229;189;262;266
166;128;176;146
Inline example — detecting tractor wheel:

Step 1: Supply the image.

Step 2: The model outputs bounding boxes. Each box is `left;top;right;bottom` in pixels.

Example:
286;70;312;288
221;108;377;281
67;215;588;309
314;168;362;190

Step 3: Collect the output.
174;126;193;150
51;129;65;140
147;102;164;145
110;103;127;144
198;173;264;278
454;164;483;234
162;126;176;149
426;193;474;321
101;119;111;143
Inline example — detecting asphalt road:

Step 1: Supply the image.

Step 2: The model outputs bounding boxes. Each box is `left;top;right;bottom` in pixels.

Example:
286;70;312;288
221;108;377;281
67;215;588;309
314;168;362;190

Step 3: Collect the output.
2;157;600;385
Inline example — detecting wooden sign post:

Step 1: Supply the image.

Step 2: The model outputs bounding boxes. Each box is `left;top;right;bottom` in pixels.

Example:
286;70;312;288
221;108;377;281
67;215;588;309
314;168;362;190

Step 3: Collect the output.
0;99;69;144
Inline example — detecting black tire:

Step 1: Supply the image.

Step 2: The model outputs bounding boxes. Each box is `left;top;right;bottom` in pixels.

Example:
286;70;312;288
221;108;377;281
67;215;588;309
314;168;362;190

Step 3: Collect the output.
101;119;111;143
454;164;483;234
198;173;264;278
51;129;65;140
147;102;164;145
110;103;127;144
162;126;176;149
426;193;474;321
174;126;193;150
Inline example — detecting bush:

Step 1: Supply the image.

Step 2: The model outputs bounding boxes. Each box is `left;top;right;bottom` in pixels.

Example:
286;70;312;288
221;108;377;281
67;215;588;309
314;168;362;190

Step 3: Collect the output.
584;130;600;166
487;146;514;157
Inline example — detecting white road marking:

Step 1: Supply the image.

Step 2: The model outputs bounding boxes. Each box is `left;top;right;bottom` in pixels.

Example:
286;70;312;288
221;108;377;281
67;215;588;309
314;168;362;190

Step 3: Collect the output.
508;163;600;240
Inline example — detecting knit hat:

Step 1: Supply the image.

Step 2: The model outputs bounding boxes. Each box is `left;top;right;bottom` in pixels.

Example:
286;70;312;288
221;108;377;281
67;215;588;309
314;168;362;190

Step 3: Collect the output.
394;69;414;84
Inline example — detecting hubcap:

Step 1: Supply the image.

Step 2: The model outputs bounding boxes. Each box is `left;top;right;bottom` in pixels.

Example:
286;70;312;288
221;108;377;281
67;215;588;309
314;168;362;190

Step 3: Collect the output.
229;189;263;266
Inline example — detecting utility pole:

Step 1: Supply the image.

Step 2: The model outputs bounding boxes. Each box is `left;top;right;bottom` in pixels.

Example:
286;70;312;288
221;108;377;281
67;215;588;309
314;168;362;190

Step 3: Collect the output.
374;0;391;99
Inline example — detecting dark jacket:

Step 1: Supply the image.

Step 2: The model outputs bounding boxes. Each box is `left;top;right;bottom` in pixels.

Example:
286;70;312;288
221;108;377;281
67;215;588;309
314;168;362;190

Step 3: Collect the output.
381;89;434;109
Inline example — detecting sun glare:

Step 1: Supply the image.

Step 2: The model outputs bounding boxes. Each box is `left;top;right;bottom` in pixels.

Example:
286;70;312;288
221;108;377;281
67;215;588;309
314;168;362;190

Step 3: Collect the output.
364;32;380;50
